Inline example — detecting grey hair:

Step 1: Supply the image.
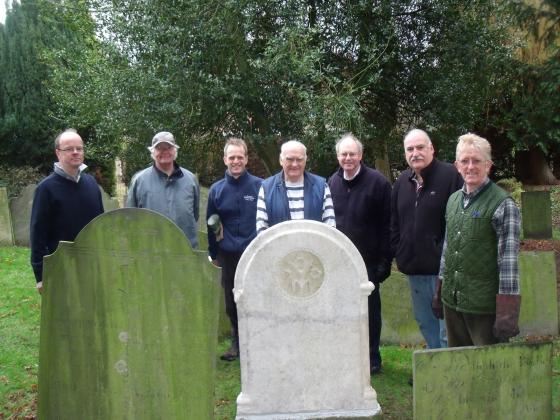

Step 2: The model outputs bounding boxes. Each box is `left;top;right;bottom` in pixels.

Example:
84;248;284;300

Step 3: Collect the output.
403;128;432;145
335;133;363;154
280;140;307;159
456;133;492;162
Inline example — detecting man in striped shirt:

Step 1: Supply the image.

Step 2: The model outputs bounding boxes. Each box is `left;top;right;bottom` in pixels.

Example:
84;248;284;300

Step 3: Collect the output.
256;140;335;233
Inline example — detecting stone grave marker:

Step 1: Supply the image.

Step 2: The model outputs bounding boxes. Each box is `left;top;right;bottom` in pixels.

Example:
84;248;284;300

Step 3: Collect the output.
235;220;381;419
0;186;14;245
380;271;424;345
99;185;120;211
38;208;221;419
9;184;36;246
521;190;552;239
413;342;553;420
519;251;559;336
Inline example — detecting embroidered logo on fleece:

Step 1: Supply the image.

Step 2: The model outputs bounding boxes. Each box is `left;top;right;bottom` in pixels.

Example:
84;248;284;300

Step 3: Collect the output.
244;195;256;201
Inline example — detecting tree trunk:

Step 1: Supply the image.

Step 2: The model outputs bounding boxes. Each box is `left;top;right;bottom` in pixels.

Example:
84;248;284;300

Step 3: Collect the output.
515;148;559;185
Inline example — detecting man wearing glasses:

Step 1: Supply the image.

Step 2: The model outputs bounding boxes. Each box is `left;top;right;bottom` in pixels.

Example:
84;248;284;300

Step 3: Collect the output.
30;128;104;294
328;133;392;375
437;133;521;347
256;140;335;233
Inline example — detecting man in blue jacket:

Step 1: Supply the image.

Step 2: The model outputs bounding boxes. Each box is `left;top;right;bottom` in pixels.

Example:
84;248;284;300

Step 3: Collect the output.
256;140;335;233
30;128;104;294
207;138;262;361
328;133;392;374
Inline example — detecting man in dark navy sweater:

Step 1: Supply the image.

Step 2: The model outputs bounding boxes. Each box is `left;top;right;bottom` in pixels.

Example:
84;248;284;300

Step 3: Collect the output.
30;129;104;294
207;138;262;361
328;133;392;375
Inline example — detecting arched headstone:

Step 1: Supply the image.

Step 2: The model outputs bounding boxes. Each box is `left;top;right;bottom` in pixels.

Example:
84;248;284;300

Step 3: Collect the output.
0;186;14;245
38;208;220;419
235;220;381;419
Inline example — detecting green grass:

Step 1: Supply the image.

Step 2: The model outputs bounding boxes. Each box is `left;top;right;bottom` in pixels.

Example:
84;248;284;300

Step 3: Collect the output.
1;246;559;419
0;247;40;417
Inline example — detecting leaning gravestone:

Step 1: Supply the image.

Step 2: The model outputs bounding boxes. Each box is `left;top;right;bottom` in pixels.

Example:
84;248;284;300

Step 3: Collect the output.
0;186;14;245
235;220;381;419
521;190;552;239
519;251;559;336
413;342;553;420
380;271;424;345
99;185;120;211
38;208;221;419
9;184;35;246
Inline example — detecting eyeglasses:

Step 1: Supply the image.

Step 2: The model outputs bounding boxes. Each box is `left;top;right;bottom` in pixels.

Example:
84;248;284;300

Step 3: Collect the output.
338;152;358;158
458;158;486;167
284;156;305;164
58;147;84;153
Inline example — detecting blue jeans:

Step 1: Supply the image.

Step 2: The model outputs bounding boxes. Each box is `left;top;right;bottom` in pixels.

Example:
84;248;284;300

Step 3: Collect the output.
407;275;447;349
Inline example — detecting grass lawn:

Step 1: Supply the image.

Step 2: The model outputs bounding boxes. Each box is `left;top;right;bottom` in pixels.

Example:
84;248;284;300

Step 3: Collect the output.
1;246;559;419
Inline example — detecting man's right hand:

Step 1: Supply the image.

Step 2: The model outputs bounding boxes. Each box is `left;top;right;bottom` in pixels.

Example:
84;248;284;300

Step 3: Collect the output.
431;278;444;319
211;259;221;268
36;281;43;295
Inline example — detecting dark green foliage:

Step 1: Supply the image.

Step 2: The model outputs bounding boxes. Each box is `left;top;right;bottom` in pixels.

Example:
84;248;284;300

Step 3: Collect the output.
44;0;517;182
0;164;44;198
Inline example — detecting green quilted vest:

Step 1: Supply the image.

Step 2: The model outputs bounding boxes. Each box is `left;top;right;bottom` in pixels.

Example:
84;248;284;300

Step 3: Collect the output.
441;182;509;314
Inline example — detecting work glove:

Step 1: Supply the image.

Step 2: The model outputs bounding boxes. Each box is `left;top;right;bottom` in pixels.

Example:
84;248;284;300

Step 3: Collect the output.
431;277;444;319
373;258;392;284
493;294;521;341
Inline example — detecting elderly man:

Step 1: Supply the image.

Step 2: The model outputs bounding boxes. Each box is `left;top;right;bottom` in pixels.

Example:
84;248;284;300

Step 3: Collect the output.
437;133;521;347
390;129;463;349
207;138;262;361
30;128;104;294
126;131;199;248
328;133;391;374
256;140;335;232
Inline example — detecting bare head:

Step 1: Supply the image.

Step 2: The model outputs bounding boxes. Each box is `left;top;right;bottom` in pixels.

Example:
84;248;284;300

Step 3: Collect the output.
403;128;434;174
455;133;493;193
336;133;363;178
280;140;307;183
223;137;248;178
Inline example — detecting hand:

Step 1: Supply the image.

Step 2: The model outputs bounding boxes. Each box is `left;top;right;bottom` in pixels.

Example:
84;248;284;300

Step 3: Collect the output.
373;258;391;283
431;278;444;319
211;259;221;268
36;281;43;295
493;294;521;341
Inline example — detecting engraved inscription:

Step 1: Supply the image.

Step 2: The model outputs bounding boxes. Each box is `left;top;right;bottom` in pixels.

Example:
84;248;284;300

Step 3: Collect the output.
277;251;324;297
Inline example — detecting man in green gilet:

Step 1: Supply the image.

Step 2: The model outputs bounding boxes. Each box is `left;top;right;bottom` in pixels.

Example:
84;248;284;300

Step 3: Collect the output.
434;133;521;347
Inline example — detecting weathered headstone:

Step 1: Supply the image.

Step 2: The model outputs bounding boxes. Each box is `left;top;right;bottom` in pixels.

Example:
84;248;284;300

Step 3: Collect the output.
519;251;559;336
380;271;424;345
0;186;14;245
235;220;381;419
9;184;36;246
38;208;221;419
521;190;552;239
413;342;553;420
99;185;120;211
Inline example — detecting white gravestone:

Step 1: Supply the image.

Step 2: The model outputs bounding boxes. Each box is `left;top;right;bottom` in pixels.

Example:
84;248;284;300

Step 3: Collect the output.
235;220;381;419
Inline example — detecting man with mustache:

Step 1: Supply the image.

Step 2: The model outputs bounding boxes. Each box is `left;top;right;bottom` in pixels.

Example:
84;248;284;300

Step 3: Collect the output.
390;129;463;350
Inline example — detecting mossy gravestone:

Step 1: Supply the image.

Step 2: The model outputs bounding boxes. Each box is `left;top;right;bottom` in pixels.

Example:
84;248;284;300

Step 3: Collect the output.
0;186;14;245
38;208;221;419
413;342;552;420
521;191;552;239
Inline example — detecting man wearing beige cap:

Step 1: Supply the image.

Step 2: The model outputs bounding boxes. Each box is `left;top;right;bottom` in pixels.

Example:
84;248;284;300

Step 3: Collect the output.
126;131;200;248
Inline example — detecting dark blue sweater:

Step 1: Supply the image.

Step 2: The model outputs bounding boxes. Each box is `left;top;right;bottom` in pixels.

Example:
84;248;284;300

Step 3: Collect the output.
30;172;104;282
206;170;262;259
